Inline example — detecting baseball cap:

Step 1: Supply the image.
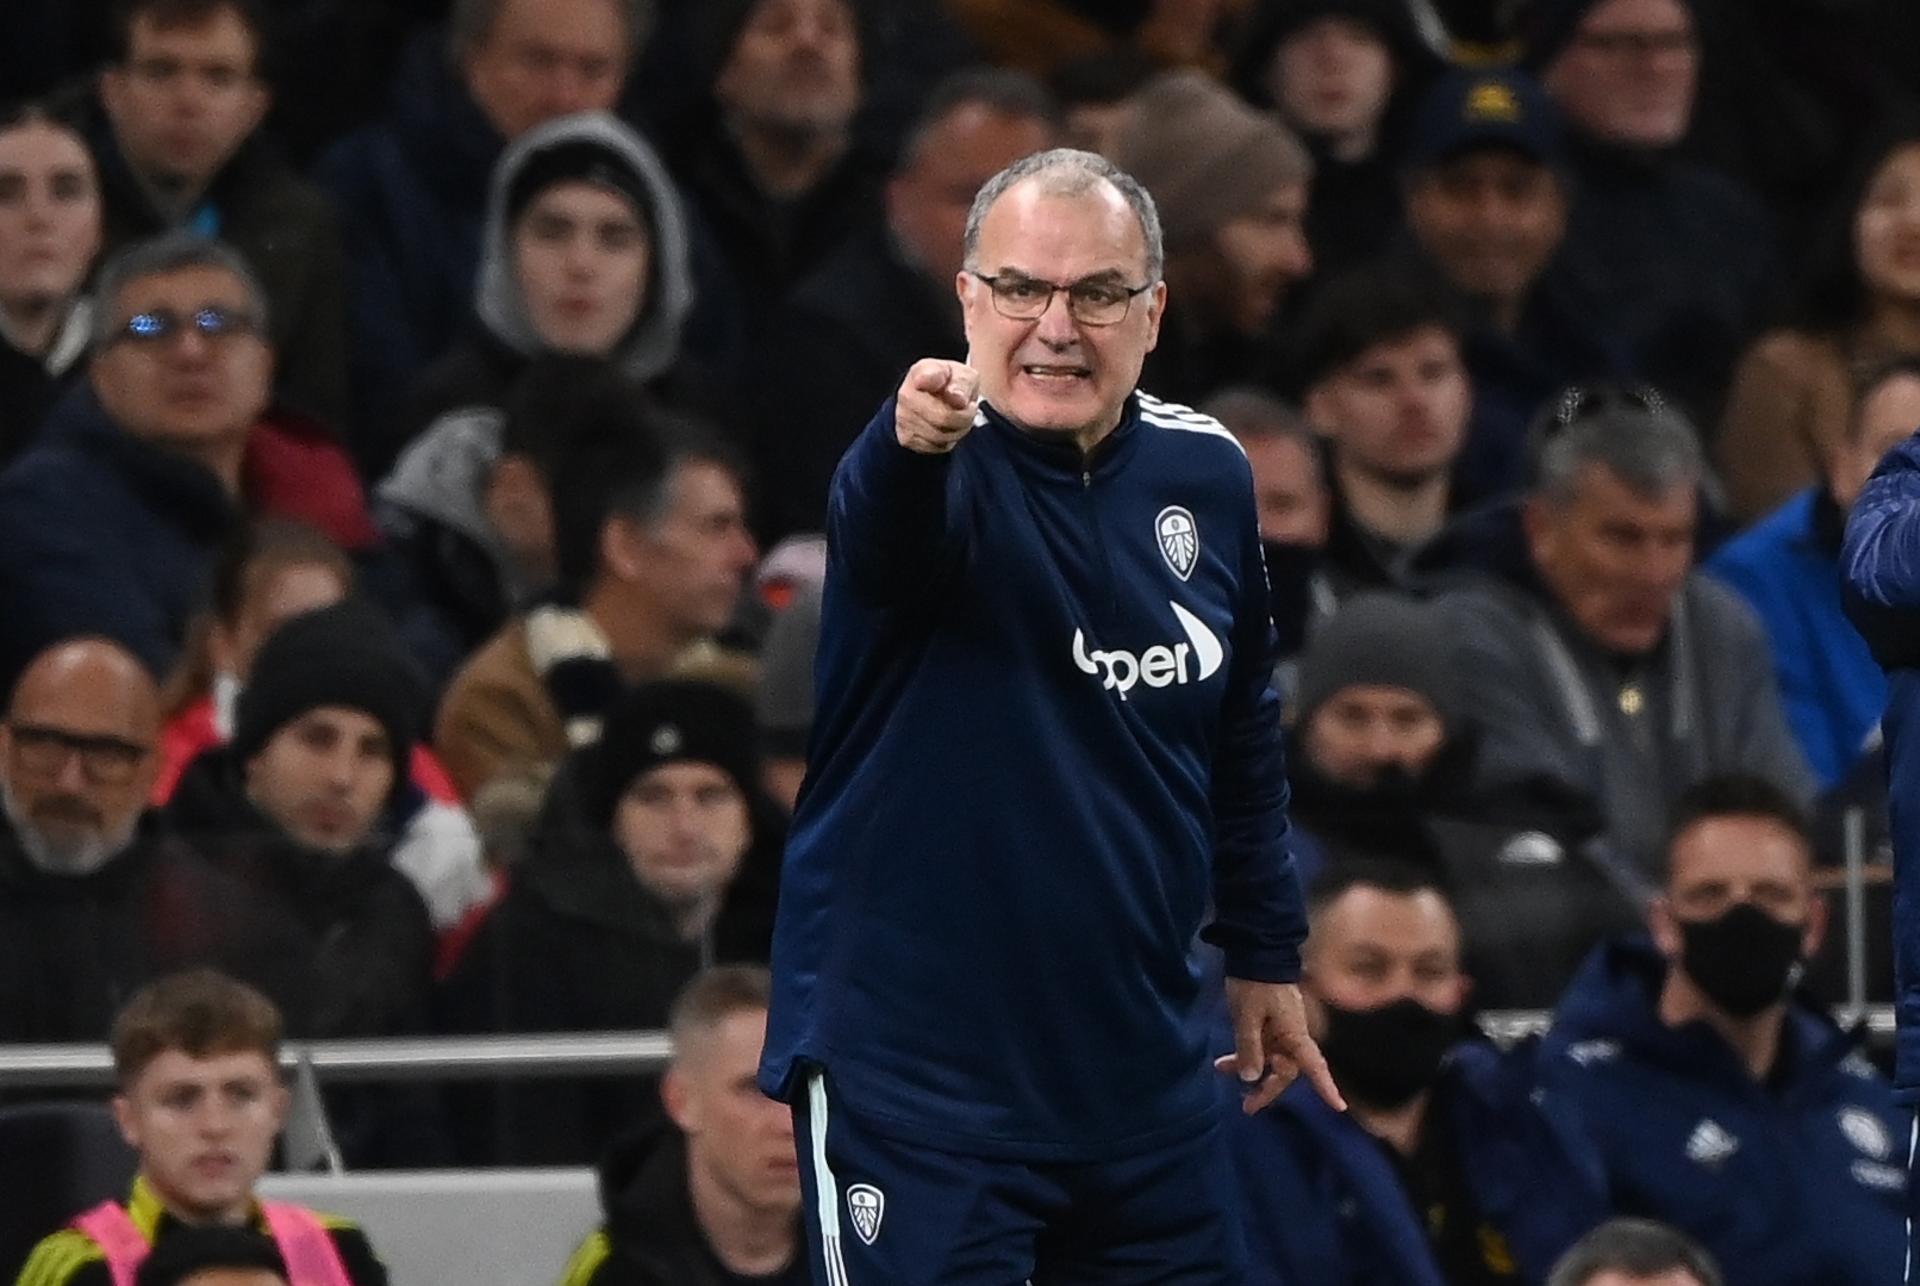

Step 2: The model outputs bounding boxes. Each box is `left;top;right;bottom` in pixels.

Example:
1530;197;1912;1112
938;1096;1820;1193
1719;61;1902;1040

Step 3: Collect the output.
1407;67;1565;172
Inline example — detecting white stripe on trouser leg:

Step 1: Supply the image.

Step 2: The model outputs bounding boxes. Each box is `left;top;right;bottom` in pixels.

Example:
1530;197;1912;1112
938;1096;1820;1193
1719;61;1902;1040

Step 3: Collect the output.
1907;1113;1917;1284
809;1071;851;1286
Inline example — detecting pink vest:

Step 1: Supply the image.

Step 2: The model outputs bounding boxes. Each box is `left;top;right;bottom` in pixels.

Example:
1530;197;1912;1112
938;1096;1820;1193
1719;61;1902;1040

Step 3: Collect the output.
72;1199;354;1286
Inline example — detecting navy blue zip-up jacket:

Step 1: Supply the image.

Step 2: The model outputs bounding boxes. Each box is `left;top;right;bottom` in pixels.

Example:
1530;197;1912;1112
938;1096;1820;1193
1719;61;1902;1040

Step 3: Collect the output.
1539;940;1906;1286
760;390;1306;1161
1228;1040;1606;1286
1840;429;1920;1099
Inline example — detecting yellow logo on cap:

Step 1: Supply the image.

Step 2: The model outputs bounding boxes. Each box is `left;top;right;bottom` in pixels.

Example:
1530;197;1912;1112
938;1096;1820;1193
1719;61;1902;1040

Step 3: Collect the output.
1464;81;1523;124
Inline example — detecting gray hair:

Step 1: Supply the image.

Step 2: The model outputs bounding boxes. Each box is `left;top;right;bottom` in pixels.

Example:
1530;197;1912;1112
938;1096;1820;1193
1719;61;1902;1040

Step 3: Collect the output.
448;0;652;60
1535;400;1704;507
91;233;271;350
962;147;1165;282
1546;1219;1723;1286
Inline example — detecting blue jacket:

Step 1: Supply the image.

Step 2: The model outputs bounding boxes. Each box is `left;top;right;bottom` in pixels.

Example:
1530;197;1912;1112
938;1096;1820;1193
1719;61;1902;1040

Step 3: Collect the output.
761;392;1306;1161
1842;431;1920;1097
1540;939;1907;1285
1710;487;1883;788
0;387;239;692
314;37;505;465
1229;1040;1606;1285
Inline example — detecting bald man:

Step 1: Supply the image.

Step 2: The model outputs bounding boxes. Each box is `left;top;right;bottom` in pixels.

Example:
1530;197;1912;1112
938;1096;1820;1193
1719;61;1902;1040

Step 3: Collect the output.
0;637;292;1042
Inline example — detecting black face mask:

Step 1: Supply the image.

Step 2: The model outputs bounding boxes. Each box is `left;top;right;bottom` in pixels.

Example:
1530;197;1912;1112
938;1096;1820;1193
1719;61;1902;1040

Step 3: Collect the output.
1319;996;1460;1109
1677;902;1806;1019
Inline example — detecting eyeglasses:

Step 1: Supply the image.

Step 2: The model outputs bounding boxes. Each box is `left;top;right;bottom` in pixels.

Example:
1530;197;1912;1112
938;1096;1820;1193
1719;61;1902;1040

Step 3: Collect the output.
970;272;1154;327
7;723;151;785
108;306;262;348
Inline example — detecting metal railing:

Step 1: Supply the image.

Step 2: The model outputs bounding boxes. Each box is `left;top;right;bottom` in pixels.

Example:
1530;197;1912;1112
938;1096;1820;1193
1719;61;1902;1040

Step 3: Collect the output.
0;1007;1895;1091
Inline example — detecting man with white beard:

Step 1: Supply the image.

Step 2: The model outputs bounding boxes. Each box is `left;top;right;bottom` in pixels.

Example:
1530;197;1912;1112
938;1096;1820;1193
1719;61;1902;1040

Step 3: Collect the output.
0;637;290;1042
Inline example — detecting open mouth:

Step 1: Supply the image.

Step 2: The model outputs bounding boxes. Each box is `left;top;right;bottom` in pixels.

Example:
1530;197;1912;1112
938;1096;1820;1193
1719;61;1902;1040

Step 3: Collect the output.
1021;364;1091;385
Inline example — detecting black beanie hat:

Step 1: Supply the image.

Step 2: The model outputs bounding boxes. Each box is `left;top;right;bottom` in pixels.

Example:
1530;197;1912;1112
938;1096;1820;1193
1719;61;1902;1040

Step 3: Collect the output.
233;599;424;778
586;680;761;824
1293;592;1461;730
504;137;654;231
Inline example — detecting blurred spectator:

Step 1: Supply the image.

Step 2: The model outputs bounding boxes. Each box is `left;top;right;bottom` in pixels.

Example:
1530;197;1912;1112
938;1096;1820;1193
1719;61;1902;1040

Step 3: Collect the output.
1400;67;1633;499
0;107;102;462
66;0;351;432
132;1227;289;1286
374;110;697;485
1113;71;1314;405
1540;776;1906;1286
13;970;388;1286
1435;389;1811;878
435;416;756;799
1718;124;1920;524
1049;48;1157;157
1203;386;1331;666
754;67;1059;542
1231;0;1439;278
1228;860;1606;1285
1530;0;1777;420
154;524;491;936
558;967;802;1285
1707;359;1920;789
944;0;1251;81
1545;1219;1723;1286
754;581;818;813
0;234;372;699
0;640;293;1044
1287;593;1638;1007
446;682;783;1163
165;601;436;1040
661;0;879;330
1295;265;1472;596
316;0;645;446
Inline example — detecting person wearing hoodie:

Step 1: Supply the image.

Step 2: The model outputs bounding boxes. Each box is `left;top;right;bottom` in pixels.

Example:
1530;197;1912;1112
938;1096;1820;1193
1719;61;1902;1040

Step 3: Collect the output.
374;111;704;690
316;0;646;464
1229;860;1607;1286
559;966;804;1286
1288;593;1639;1009
1433;385;1811;883
444;680;782;1165
1229;0;1440;283
1539;775;1906;1286
0;106;102;462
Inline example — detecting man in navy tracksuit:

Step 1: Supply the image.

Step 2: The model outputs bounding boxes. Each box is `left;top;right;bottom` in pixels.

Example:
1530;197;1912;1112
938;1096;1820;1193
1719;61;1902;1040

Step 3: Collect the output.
1841;423;1920;1281
759;147;1341;1284
1538;776;1906;1286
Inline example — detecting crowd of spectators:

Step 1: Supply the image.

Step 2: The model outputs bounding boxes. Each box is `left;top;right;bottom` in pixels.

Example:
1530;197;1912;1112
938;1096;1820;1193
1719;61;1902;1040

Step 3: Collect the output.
4;0;1920;1280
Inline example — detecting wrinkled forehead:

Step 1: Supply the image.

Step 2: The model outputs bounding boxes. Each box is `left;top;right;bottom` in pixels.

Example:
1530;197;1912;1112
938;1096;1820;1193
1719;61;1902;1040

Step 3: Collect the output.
972;179;1151;281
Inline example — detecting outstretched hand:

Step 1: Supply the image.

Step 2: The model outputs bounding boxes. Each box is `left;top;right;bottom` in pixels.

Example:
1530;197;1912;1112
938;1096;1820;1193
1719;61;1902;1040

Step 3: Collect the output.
1215;978;1345;1116
895;358;980;455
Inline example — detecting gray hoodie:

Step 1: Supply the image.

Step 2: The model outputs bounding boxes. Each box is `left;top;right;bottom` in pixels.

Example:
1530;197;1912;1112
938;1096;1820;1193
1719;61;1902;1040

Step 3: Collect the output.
378;111;695;578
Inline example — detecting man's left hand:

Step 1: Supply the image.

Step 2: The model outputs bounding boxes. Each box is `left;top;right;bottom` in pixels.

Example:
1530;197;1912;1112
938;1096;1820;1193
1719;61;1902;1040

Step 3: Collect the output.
1215;978;1346;1116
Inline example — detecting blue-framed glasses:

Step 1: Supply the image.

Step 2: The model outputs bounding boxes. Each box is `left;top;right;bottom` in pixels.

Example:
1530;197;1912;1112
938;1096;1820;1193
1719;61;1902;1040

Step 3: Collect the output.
110;306;261;347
